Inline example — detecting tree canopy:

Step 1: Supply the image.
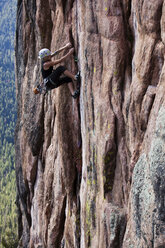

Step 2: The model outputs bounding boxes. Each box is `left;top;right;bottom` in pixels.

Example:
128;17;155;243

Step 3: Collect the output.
0;0;18;246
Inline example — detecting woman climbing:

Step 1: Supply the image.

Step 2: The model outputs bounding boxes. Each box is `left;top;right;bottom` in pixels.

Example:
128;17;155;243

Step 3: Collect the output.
33;42;80;98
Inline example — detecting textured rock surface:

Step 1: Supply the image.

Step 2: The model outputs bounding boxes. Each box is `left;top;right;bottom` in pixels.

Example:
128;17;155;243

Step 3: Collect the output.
15;0;165;247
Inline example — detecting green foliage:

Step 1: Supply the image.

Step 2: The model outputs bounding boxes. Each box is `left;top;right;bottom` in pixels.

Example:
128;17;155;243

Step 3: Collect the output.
0;0;18;247
2;230;18;248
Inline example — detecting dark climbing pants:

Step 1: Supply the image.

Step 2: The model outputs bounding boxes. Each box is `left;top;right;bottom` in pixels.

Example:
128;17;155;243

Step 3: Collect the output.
46;66;72;90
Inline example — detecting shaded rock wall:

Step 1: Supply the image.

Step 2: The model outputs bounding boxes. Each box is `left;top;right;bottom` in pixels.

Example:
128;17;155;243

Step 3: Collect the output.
15;0;165;247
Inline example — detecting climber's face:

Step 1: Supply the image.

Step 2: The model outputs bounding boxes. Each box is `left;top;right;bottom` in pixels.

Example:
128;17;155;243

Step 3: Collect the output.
43;55;51;62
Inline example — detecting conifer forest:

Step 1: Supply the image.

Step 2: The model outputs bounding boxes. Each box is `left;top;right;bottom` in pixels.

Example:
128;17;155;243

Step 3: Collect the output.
0;0;18;246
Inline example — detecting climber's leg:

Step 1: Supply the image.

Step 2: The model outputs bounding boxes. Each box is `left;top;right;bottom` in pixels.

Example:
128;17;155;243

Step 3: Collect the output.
63;70;77;81
57;77;75;95
47;67;80;98
49;66;67;82
67;82;74;95
64;70;81;92
58;76;79;99
49;67;79;84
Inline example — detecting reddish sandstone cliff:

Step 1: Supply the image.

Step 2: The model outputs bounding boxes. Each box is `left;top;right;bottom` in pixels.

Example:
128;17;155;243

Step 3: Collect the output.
15;0;165;247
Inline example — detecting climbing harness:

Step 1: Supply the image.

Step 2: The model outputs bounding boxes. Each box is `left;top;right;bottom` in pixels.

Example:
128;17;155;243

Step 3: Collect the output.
33;79;49;95
36;83;47;95
44;77;56;86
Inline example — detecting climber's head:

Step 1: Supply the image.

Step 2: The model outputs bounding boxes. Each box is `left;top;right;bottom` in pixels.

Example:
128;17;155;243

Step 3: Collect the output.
38;48;51;61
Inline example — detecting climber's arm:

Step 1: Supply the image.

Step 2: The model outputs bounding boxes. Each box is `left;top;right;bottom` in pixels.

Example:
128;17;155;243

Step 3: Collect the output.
53;48;74;65
43;48;74;69
51;43;72;57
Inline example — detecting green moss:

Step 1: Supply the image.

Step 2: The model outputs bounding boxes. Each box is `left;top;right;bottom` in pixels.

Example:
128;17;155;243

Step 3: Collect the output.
114;70;118;76
85;200;91;242
87;179;91;186
92;179;96;185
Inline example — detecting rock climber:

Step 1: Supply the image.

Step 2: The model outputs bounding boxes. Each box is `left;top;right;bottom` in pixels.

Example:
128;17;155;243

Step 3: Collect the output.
33;43;80;98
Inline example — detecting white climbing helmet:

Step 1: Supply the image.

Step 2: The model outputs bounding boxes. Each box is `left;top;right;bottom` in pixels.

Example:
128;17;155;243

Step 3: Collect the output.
38;48;51;59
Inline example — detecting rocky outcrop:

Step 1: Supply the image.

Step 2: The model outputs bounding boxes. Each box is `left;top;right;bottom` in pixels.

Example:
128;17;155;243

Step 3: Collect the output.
15;0;165;247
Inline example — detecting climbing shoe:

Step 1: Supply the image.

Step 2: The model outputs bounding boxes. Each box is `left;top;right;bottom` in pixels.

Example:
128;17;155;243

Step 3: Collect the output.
72;89;80;99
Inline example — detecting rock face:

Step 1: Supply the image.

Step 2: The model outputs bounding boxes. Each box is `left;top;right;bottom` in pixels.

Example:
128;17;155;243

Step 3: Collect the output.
15;0;165;247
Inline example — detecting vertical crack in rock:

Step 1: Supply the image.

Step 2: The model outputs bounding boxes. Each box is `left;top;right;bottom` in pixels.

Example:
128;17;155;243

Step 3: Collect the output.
103;143;117;199
54;196;67;248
